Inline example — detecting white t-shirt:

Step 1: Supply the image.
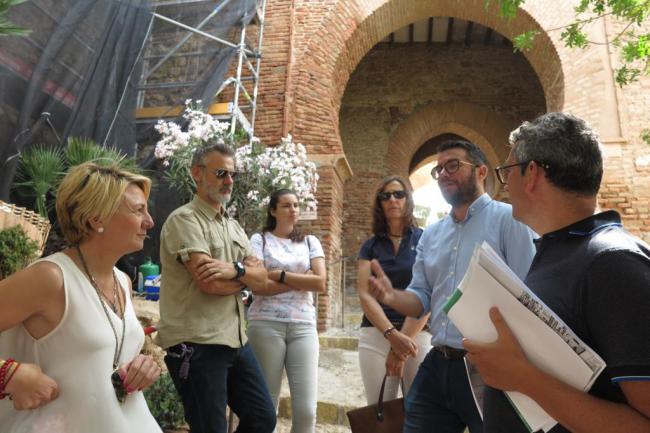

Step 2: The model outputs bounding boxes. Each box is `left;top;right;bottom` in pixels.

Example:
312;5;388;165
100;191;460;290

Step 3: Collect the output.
248;232;324;324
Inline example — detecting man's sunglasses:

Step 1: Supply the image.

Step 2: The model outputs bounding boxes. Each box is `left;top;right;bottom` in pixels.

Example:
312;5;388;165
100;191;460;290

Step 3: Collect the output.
378;190;407;201
212;168;239;179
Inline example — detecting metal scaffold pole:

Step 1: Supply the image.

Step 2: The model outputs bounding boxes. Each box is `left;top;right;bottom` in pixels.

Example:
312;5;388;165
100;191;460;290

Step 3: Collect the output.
137;0;266;143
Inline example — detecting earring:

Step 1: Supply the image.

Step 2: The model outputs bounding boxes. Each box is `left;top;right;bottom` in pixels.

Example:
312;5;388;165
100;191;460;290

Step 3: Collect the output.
97;227;104;233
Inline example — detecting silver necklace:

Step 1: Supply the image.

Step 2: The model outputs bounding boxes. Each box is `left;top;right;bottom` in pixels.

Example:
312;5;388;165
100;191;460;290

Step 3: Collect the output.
76;245;126;370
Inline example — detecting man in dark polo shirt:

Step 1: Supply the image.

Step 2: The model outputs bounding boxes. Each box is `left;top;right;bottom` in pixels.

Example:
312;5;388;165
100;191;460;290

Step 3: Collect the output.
464;112;650;433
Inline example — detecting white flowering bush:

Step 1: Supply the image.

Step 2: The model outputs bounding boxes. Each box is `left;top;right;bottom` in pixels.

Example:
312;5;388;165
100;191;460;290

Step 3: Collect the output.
154;102;318;234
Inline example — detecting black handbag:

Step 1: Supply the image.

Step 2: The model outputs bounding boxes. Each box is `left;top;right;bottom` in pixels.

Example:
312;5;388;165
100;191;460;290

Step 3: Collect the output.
346;375;405;433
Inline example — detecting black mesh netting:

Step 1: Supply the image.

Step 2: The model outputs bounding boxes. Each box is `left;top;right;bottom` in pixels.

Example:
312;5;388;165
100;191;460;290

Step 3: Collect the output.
0;0;259;268
0;0;258;199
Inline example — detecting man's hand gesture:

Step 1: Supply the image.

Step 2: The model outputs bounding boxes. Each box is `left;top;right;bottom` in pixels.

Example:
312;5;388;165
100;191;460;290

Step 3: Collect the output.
367;259;396;305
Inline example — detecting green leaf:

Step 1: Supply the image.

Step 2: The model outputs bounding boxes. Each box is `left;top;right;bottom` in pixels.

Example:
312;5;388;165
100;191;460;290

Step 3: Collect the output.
0;0;30;37
15;145;65;217
64;136;141;173
615;65;641;86
622;34;649;62
487;0;527;18
513;30;539;52
0;225;40;279
641;129;650;145
561;23;589;49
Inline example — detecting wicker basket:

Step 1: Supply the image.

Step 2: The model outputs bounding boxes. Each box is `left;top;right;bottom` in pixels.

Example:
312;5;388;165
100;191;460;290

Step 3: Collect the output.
0;200;51;255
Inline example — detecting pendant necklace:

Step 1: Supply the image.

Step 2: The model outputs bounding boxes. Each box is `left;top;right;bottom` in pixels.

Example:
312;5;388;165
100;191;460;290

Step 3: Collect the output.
76;245;126;402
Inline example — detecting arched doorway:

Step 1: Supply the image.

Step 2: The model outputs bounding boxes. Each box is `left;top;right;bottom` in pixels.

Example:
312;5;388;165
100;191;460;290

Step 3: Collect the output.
336;17;548;320
278;0;565;330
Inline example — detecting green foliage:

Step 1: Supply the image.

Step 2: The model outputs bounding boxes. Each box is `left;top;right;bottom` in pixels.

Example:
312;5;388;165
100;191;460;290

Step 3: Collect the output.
491;0;649;86
485;0;526;18
641;128;650;145
0;225;39;279
64;137;141;173
15;145;65;217
513;30;540;51
143;373;186;430
561;23;589;48
0;0;29;36
14;137;141;218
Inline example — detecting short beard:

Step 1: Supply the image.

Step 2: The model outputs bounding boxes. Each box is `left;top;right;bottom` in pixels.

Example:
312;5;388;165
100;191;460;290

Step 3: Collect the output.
442;171;479;207
217;193;231;207
206;189;231;208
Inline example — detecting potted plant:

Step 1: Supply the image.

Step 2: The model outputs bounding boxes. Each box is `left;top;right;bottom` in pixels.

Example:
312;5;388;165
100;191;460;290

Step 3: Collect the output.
0;225;39;279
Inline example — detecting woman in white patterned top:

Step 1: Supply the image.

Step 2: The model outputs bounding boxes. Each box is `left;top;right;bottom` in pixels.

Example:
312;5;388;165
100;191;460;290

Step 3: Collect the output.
247;189;326;433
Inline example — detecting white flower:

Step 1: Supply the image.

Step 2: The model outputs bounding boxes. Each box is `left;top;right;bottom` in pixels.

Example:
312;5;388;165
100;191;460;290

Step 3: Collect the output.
155;104;318;232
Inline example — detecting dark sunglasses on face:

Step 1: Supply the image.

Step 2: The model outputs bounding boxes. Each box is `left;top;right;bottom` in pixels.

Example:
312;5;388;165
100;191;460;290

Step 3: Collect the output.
378;190;407;201
213;169;238;179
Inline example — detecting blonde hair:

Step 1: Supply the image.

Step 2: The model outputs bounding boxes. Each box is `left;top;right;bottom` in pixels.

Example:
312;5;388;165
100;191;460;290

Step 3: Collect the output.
56;163;151;245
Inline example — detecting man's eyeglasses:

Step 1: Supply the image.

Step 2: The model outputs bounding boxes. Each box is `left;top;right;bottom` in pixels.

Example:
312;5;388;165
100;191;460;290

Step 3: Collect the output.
431;159;479;180
494;160;551;185
378;190;407;201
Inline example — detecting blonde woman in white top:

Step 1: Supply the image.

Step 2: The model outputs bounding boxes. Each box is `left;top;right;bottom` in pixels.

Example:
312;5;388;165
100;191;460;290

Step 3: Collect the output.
247;189;326;433
0;163;162;433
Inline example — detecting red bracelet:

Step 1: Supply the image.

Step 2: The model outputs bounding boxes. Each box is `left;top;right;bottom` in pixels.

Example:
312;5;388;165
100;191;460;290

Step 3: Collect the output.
0;358;15;397
0;362;20;399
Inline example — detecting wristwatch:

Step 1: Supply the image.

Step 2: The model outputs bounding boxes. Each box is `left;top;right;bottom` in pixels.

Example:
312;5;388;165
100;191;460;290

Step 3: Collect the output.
232;261;246;279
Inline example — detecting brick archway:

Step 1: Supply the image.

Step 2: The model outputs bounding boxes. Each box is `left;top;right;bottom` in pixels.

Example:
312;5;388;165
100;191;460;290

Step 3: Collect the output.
288;0;564;148
386;101;520;194
279;0;565;330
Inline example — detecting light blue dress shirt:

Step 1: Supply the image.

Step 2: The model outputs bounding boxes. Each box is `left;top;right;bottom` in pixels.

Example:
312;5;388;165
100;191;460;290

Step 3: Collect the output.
406;193;536;349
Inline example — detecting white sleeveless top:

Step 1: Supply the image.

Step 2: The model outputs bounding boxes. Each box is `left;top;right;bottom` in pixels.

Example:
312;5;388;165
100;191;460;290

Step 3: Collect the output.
0;252;162;433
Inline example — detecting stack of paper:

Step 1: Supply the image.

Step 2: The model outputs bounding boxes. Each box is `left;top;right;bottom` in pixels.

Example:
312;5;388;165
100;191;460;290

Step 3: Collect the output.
444;242;605;433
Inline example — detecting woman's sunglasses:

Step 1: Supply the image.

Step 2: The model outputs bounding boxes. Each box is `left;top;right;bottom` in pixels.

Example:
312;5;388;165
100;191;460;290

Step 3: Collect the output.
378;190;407;201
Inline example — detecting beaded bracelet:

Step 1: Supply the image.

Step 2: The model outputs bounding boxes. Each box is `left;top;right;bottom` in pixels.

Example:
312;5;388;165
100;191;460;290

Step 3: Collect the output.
0;358;16;399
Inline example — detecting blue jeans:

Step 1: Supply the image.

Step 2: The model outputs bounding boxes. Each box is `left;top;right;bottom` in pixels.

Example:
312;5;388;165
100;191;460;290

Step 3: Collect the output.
403;349;483;433
165;343;276;433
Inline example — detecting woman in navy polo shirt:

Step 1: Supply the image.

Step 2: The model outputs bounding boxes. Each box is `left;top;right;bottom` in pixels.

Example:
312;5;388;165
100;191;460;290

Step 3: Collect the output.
357;175;431;405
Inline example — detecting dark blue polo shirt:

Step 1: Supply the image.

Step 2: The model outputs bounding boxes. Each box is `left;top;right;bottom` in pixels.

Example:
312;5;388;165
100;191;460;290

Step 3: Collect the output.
483;211;650;433
358;226;423;329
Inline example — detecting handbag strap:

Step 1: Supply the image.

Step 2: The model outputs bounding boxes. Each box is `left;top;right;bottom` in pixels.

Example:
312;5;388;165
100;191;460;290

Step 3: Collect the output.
376;374;406;421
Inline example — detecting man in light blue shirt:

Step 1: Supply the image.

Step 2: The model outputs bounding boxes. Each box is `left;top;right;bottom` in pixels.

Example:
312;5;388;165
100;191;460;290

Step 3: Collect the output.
368;139;535;433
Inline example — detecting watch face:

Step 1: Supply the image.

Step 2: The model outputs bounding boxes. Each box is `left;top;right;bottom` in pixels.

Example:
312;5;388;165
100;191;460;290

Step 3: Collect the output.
234;261;245;278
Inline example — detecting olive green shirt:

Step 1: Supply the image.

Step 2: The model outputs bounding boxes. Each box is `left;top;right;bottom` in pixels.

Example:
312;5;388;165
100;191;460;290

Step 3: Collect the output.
155;195;252;349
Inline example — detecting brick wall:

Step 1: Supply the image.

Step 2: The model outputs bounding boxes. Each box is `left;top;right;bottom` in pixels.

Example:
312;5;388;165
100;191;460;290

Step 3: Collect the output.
141;0;650;329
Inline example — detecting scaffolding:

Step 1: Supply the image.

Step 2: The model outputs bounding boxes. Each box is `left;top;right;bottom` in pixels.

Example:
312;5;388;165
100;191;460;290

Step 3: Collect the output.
136;0;266;142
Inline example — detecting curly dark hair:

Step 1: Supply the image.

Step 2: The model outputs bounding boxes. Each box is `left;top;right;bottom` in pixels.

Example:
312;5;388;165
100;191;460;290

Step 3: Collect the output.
262;189;304;242
371;176;418;235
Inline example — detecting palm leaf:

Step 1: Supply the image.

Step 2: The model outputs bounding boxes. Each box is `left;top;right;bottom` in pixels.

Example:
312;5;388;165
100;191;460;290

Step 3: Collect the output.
64;137;106;167
64;137;142;174
0;0;30;37
15;145;65;217
97;146;141;173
